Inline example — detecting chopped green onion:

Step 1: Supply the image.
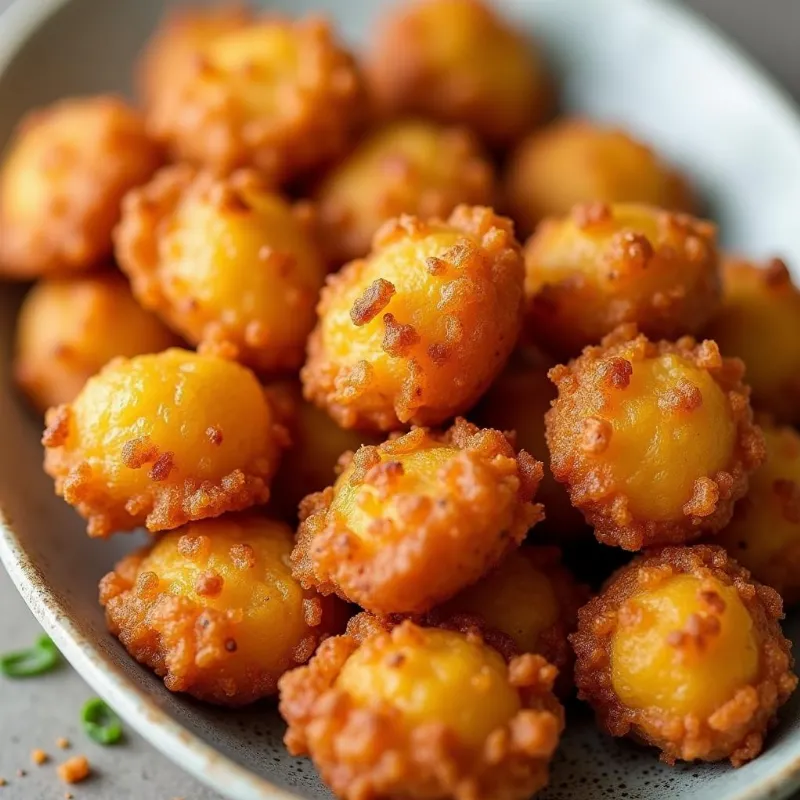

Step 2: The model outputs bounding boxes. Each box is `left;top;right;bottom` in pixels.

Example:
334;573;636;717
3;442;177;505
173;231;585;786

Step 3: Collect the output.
81;698;123;745
0;635;61;678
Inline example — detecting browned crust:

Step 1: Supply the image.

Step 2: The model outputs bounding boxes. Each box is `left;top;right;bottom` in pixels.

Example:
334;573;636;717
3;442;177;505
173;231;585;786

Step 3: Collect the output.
278;620;564;800
0;96;163;279
365;0;553;147
545;325;765;550
301;205;525;431
570;544;797;765
291;418;544;615
144;12;364;182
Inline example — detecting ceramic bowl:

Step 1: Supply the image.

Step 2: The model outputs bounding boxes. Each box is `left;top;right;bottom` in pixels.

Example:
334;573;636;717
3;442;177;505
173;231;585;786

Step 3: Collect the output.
2;0;800;798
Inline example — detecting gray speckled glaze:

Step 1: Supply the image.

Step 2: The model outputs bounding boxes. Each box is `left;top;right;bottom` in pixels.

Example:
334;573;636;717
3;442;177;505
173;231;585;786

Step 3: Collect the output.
2;0;800;799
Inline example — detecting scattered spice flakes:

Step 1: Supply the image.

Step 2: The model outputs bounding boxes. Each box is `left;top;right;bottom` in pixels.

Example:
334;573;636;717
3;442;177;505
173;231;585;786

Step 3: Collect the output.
57;755;90;784
56;737;70;750
31;748;48;765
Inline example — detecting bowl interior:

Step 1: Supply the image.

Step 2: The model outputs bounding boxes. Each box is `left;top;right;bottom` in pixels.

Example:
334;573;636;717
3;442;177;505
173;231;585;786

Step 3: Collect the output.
3;1;800;799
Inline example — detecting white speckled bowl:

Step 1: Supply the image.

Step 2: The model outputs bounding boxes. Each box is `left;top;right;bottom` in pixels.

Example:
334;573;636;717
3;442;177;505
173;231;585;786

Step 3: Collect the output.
2;0;800;798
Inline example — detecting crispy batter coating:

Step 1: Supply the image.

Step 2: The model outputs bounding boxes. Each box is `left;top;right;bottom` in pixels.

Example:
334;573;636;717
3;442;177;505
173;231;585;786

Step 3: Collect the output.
14;273;179;414
546;326;764;550
302;206;525;431
292;418;544;615
503;119;695;237
141;7;363;182
315;119;496;265
475;346;588;540
433;547;590;695
717;420;800;605
524;203;721;358
366;0;553;148
0;96;162;279
705;257;800;424
100;513;346;706
115;165;325;374
265;381;381;520
571;545;797;765
279;620;563;800
43;349;284;537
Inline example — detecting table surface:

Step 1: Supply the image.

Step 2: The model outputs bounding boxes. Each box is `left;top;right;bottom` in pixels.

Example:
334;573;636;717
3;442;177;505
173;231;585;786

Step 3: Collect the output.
1;0;799;798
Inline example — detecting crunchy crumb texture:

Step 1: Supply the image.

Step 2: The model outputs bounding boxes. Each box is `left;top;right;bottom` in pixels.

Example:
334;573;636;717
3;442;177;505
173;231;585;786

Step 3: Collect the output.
571;545;797;765
302;205;526;431
279;621;563;800
431;546;590;696
292;418;543;615
524;203;721;359
115;165;326;374
265;381;381;521
705;257;800;424
140;7;363;182
0;96;162;280
30;750;48;766
366;0;553;148
546;326;764;550
14;272;179;414
43;348;284;536
57;756;90;785
717;419;800;606
504;119;695;237
315;119;496;265
100;513;347;706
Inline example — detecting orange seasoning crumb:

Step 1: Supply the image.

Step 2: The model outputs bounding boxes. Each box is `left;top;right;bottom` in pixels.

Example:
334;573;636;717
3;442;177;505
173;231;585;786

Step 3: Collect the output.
56;737;70;750
0;777;6;786
31;749;48;765
57;755;90;785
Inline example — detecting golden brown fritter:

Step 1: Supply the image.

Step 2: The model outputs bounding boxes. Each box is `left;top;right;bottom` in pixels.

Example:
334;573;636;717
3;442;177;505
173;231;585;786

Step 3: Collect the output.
571;545;797;765
475;345;588;540
315;119;496;265
292;418;543;615
717;420;800;605
279;620;563;800
302;206;525;431
524;203;721;359
14;272;179;414
705;257;800;424
115;165;325;374
42;348;285;537
546;326;764;551
504;119;695;237
432;546;590;695
141;7;363;182
366;0;553;148
264;381;381;520
0;96;162;279
100;513;346;706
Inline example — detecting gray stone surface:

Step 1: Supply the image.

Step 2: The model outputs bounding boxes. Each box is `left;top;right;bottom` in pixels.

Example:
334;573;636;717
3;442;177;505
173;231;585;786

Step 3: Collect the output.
0;0;798;798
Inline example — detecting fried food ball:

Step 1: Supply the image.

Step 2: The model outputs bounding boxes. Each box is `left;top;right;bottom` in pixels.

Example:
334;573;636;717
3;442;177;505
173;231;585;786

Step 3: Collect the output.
141;8;363;182
315;119;496;265
524;203;721;359
279;619;563;800
302;207;525;431
14;273;179;414
115;166;325;374
571;545;797;765
475;346;587;539
546;326;764;551
0;96;162;279
99;513;346;706
292;419;543;615
42;349;284;537
433;547;589;695
503;119;695;237
265;381;381;520
717;421;800;605
705;257;800;424
366;0;552;148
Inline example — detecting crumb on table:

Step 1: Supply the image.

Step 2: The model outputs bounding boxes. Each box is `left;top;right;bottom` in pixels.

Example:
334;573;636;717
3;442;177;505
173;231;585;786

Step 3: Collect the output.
56;737;70;750
57;755;90;784
31;749;48;765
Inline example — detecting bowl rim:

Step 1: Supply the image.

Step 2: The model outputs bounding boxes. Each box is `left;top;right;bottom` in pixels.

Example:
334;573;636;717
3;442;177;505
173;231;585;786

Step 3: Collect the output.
4;0;800;798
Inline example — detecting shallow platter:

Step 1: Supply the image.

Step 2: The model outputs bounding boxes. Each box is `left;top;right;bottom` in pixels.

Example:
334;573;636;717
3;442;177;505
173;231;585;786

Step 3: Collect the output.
3;0;800;798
